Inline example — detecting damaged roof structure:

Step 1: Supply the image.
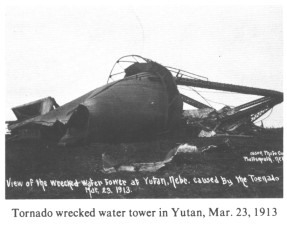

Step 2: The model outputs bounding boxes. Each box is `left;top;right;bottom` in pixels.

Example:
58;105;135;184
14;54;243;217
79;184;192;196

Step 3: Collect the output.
7;55;283;147
7;56;183;145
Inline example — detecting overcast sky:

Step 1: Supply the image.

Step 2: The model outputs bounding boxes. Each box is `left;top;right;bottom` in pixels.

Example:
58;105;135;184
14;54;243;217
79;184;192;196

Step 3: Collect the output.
6;5;283;127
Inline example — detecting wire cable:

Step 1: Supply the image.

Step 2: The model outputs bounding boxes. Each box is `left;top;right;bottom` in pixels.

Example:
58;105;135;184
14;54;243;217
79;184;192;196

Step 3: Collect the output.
254;107;273;124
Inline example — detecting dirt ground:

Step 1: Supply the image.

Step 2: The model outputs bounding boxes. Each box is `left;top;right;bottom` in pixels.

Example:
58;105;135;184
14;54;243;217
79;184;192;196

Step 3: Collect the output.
5;128;283;199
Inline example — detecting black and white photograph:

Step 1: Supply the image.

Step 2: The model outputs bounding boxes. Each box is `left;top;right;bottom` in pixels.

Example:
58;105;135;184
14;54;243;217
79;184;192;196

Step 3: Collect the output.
5;2;284;200
2;1;286;223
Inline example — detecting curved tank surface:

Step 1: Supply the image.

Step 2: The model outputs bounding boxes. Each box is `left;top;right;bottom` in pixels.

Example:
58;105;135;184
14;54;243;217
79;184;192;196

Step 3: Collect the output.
8;56;183;145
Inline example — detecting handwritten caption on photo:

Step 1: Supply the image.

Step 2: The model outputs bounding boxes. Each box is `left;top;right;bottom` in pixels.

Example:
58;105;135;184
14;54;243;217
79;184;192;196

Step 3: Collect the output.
6;173;280;198
243;150;283;163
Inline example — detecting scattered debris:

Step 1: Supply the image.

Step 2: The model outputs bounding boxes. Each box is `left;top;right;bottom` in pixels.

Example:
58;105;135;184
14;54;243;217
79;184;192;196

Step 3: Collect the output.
6;55;283;147
102;141;231;173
